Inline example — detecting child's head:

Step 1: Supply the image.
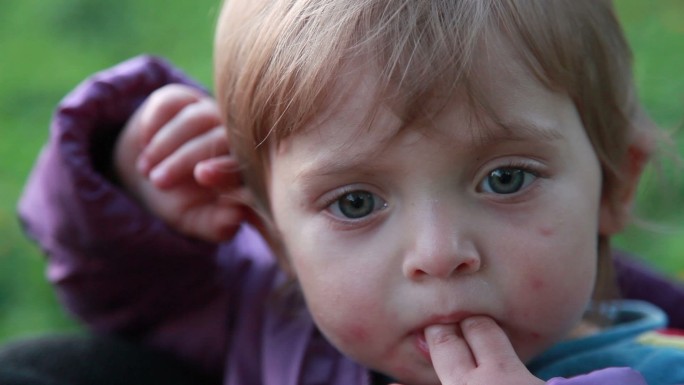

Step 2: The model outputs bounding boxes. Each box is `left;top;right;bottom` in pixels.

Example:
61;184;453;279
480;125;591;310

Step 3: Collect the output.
214;0;653;383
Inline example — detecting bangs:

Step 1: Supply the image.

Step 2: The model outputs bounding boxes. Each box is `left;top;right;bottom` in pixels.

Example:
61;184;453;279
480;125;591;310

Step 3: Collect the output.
214;0;636;218
215;0;494;148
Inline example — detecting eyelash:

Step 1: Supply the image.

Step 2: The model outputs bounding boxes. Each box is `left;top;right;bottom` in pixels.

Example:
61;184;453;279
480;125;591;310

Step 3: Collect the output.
316;160;546;225
321;186;388;225
477;160;546;196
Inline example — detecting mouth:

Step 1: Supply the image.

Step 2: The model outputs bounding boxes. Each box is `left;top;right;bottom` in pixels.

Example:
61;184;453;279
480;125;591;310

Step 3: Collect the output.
411;311;474;361
414;329;431;361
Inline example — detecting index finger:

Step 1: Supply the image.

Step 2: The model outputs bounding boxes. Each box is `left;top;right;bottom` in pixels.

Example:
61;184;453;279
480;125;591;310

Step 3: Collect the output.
425;323;476;381
459;316;520;367
138;84;206;146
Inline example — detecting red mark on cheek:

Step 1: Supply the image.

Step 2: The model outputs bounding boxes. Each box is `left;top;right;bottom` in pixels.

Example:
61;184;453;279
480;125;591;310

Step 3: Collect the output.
530;277;545;291
538;226;554;237
340;323;370;345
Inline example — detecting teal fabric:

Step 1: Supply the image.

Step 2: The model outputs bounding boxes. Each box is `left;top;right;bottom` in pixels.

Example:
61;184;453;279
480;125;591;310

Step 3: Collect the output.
529;300;684;385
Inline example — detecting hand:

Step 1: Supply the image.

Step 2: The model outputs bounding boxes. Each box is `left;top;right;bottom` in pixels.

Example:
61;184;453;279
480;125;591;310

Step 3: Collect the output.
114;84;251;242
424;316;545;385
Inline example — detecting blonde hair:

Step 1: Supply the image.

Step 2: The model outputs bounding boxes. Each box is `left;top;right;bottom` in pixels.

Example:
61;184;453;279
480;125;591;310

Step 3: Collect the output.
214;0;651;301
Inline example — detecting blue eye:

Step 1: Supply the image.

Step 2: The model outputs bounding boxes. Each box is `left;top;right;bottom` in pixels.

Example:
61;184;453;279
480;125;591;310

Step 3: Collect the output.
480;167;536;195
329;190;387;219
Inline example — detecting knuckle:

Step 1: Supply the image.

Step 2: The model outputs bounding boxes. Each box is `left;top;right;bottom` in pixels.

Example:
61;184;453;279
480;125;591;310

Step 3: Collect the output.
461;316;496;335
148;85;201;115
496;359;520;373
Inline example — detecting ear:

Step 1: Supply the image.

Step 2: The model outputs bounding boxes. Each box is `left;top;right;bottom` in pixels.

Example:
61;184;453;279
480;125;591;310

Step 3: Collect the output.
599;130;653;235
246;208;296;278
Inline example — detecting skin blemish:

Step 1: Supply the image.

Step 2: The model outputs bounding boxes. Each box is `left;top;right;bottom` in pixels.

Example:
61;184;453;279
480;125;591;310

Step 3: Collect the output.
530;277;545;291
538;225;554;237
340;323;370;345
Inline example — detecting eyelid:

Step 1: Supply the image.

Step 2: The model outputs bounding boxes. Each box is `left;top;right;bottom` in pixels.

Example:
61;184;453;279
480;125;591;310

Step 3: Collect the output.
327;192;388;218
320;186;388;227
484;158;547;177
318;184;376;208
475;159;548;196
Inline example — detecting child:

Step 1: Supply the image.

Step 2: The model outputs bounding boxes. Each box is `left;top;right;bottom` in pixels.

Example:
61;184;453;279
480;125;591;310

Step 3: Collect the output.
11;0;684;384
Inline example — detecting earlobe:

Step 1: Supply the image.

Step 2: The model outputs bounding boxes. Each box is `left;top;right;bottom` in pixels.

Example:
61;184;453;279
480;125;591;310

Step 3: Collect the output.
599;130;653;235
598;200;624;236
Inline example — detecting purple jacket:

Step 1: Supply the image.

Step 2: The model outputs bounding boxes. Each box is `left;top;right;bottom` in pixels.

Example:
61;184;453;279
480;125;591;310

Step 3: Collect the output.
18;56;684;385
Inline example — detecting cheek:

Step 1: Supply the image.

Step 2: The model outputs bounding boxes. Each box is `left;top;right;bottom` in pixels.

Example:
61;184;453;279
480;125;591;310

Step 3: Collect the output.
499;213;598;355
281;223;397;349
303;282;387;359
529;276;546;291
506;266;592;361
537;224;555;238
513;221;597;314
289;249;388;352
337;321;371;346
530;203;599;286
515;267;591;317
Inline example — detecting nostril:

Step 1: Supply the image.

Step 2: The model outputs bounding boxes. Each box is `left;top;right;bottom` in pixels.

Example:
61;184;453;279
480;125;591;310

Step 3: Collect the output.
455;257;480;274
402;237;482;279
408;267;429;280
404;255;481;280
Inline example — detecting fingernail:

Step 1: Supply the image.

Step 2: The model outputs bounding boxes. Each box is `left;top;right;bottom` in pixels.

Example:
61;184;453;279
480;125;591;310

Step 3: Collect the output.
460;317;477;328
196;159;211;174
426;324;449;335
425;324;455;342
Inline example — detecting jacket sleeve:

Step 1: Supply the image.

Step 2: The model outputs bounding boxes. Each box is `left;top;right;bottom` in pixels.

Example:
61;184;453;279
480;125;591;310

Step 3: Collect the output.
547;368;646;385
17;56;229;375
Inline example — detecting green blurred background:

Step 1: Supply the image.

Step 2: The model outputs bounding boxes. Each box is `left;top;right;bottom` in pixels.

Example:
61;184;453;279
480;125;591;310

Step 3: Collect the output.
0;0;683;343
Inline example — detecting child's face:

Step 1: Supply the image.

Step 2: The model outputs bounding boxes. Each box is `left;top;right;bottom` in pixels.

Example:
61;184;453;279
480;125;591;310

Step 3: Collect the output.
267;40;604;385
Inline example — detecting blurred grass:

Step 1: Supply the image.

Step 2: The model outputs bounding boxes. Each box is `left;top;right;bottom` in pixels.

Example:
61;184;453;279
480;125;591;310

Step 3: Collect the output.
0;0;682;343
612;0;684;279
0;0;218;342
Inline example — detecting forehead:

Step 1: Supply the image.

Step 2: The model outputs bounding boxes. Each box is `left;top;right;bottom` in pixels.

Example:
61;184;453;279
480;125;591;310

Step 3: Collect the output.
271;35;575;177
278;31;568;151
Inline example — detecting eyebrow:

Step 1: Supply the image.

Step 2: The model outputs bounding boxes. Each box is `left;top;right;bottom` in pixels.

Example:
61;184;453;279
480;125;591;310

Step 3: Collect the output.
475;119;564;146
295;151;386;183
295;119;564;183
294;123;400;183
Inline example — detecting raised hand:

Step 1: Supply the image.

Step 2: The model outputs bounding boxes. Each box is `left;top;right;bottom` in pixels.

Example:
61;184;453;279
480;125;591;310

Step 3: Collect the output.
114;84;252;242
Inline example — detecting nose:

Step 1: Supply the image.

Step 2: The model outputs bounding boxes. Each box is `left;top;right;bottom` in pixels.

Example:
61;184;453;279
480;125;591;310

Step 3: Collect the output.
401;205;481;280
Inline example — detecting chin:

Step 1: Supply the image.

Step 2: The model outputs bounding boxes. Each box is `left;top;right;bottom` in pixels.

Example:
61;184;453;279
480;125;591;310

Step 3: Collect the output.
373;361;441;385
